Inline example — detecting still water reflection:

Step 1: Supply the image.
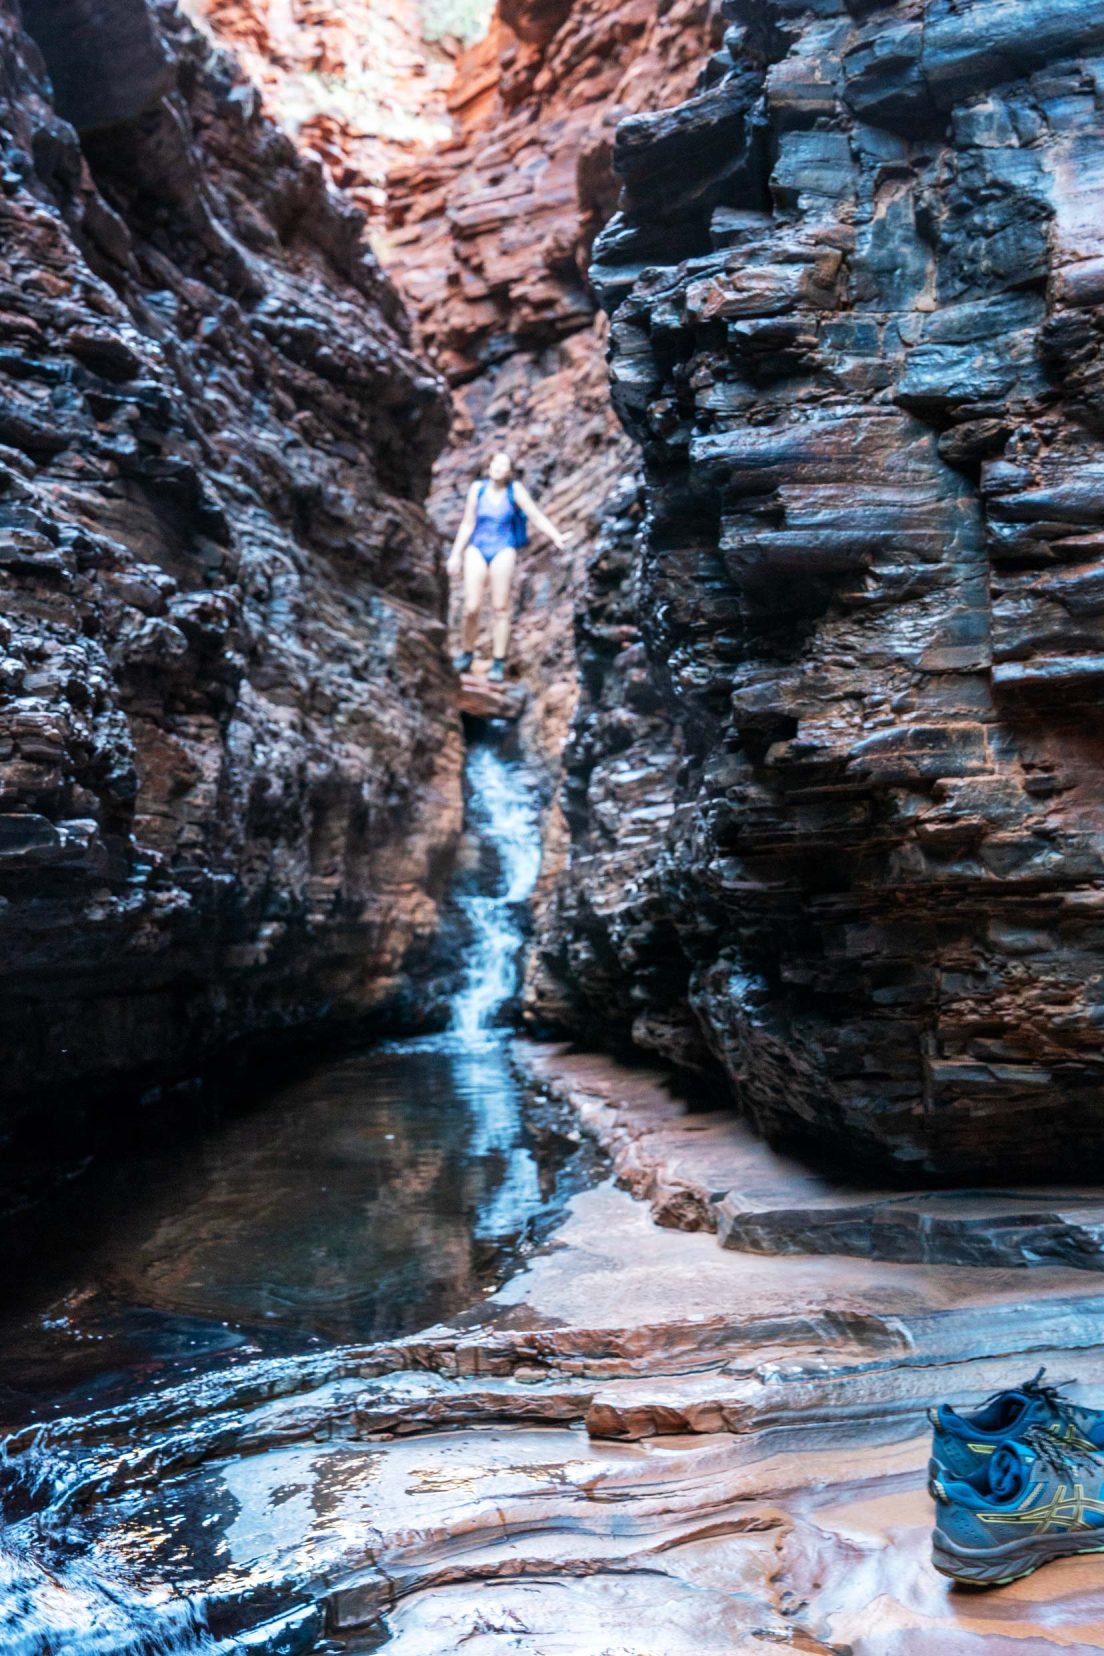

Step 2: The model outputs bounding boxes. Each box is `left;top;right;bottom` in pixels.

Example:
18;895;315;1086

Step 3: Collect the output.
0;1034;578;1426
0;733;586;1654
0;734;571;1430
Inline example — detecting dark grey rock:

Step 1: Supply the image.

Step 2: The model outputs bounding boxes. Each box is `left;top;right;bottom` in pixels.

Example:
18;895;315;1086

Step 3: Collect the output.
538;0;1104;1177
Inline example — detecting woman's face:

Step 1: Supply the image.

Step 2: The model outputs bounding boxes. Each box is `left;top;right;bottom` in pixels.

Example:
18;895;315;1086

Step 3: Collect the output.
488;452;513;483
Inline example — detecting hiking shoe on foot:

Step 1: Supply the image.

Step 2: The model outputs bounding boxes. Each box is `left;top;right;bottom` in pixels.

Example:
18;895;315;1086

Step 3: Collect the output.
488;657;506;683
453;650;474;673
929;1369;1104;1485
932;1426;1104;1586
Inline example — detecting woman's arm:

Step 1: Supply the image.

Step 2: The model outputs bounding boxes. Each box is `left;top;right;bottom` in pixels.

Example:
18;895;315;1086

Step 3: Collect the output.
514;481;568;550
447;484;480;574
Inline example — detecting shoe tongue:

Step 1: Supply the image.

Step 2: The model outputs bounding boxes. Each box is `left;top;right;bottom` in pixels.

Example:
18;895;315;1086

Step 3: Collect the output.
990;1443;1027;1499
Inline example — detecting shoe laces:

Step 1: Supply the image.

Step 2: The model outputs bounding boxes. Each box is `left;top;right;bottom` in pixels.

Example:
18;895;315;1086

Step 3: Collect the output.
1022;1423;1101;1480
1022;1366;1079;1411
1023;1366;1098;1434
976;1365;1081;1424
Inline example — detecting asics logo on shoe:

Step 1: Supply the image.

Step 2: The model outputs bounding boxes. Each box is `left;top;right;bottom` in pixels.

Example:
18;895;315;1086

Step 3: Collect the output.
931;1426;1104;1585
1047;1418;1098;1453
976;1480;1104;1535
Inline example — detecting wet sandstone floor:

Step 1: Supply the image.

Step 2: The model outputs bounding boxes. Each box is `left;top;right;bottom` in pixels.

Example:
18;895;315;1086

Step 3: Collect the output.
6;1040;1104;1652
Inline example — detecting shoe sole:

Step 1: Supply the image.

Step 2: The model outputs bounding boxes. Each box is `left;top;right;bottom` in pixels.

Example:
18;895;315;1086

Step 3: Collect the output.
933;1527;1104;1587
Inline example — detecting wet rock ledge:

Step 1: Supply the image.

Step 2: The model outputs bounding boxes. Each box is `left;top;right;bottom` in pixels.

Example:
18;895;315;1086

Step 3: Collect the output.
0;0;462;1120
9;1043;1104;1654
537;0;1104;1179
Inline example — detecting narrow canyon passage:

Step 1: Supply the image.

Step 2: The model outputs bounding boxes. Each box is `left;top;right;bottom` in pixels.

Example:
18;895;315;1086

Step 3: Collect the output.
3;0;1104;1651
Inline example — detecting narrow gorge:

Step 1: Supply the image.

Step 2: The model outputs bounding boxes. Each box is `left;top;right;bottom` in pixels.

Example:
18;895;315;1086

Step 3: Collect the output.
4;0;1104;1652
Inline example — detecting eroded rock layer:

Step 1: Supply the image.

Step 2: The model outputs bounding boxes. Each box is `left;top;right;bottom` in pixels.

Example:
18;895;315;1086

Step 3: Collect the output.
0;0;461;1116
180;0;459;221
539;0;1104;1176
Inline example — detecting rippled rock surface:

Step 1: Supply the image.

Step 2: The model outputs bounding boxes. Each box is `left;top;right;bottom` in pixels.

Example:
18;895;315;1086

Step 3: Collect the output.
10;1043;1104;1655
0;0;462;1119
540;0;1104;1177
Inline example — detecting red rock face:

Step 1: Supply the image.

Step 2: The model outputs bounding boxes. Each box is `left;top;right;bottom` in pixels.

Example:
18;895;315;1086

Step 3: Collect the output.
0;0;461;1116
538;0;1104;1177
384;0;724;896
181;0;457;218
385;0;724;384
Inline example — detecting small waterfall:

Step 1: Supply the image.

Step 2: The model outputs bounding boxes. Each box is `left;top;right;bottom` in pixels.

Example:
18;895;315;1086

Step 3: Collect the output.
449;737;543;1040
0;730;551;1656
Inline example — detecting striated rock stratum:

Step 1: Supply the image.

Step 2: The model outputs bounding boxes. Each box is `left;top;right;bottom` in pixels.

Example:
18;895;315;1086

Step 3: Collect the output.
539;0;1104;1177
0;0;461;1117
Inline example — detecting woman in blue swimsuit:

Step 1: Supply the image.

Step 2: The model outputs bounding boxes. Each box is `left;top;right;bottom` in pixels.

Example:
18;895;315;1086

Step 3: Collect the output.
447;451;568;682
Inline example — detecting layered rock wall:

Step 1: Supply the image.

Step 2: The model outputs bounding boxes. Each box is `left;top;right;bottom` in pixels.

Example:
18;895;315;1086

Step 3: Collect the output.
540;0;1104;1177
386;0;725;772
0;0;461;1117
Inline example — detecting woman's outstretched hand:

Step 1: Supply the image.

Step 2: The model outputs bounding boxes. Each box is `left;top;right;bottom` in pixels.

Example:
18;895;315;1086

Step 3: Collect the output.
552;529;569;551
446;550;462;578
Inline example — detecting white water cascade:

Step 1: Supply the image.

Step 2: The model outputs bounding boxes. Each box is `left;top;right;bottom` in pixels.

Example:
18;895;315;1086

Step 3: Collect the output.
0;733;551;1656
449;739;543;1041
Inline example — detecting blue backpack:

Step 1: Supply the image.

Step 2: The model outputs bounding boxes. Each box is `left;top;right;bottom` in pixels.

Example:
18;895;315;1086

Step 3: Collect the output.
478;480;528;548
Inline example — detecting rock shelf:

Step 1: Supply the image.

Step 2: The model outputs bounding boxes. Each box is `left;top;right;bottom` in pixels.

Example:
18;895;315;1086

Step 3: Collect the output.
457;671;527;722
521;1045;1104;1272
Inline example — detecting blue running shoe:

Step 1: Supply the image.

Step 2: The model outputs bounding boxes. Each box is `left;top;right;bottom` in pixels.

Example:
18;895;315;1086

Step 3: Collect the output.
932;1427;1104;1586
929;1369;1104;1486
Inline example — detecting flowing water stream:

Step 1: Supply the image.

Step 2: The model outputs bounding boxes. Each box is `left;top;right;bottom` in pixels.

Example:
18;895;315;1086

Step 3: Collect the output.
0;726;581;1653
450;742;543;1043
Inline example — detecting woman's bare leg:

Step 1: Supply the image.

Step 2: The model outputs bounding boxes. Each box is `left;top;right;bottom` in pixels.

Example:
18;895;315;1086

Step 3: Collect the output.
488;546;516;660
462;545;489;654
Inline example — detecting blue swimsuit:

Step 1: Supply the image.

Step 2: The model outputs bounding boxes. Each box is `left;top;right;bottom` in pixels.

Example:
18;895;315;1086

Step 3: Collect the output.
470;482;524;563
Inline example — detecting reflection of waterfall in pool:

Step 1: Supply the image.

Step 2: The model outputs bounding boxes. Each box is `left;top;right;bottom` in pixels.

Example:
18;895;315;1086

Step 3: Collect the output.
0;732;568;1655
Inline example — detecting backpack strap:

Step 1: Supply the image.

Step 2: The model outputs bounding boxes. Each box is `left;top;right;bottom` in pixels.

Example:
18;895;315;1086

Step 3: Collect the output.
507;480;527;537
